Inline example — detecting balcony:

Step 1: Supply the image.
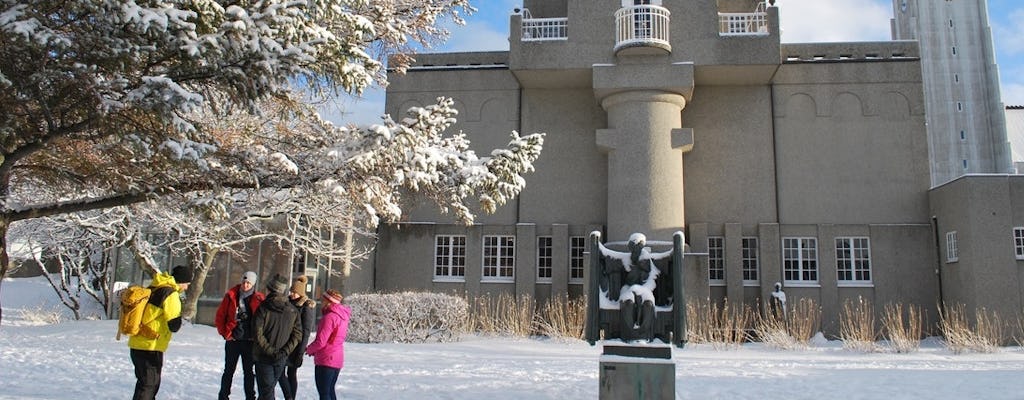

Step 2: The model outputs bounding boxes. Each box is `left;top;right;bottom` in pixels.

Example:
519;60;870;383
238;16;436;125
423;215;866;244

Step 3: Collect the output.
614;5;671;53
718;2;769;36
520;9;568;41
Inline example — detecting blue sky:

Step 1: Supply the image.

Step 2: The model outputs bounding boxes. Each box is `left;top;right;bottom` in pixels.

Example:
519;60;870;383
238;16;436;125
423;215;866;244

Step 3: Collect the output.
328;0;1024;126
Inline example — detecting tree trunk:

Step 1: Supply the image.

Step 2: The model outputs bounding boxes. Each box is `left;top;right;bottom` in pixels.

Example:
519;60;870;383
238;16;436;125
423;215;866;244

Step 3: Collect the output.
181;244;219;321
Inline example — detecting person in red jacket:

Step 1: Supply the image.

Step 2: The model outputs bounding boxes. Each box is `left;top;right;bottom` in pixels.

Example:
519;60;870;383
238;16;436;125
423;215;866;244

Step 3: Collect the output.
215;271;266;400
305;289;351;400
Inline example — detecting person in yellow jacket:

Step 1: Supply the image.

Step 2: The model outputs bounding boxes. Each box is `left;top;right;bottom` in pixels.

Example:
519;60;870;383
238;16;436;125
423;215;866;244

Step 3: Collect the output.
128;265;193;400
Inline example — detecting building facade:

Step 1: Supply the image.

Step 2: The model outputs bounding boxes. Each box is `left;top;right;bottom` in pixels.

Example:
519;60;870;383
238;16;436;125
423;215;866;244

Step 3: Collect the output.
369;0;974;337
891;0;1013;186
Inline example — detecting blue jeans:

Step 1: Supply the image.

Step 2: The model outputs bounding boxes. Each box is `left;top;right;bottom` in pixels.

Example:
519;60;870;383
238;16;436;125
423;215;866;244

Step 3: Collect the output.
255;360;287;400
314;365;341;400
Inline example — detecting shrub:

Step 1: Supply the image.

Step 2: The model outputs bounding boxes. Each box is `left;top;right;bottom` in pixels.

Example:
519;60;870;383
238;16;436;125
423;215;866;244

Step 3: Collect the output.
752;297;821;350
535;294;586;340
840;297;879;352
466;292;536;336
881;303;923;353
938;303;1002;354
686;299;754;349
346;292;468;343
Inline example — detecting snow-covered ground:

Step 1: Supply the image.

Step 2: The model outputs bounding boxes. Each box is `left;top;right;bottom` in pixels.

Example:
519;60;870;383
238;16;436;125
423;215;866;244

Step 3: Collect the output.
3;276;1024;399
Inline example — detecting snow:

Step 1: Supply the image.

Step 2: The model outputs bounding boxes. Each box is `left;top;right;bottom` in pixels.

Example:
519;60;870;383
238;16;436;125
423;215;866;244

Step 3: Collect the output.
4;275;1024;399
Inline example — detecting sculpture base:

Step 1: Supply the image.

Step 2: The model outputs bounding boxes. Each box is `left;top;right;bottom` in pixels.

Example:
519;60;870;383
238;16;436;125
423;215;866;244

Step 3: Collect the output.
599;344;675;400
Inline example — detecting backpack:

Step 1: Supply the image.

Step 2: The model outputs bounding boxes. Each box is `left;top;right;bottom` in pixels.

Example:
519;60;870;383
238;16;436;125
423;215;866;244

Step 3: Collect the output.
116;285;161;341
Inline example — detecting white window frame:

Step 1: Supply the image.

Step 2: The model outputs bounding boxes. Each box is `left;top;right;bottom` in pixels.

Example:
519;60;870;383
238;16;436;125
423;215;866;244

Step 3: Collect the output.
569;236;586;284
434;235;466;282
836;237;872;286
482;235;515;282
742;237;759;286
946;231;959;263
537;236;553;283
708;236;725;286
1013;228;1024;260
783;237;818;285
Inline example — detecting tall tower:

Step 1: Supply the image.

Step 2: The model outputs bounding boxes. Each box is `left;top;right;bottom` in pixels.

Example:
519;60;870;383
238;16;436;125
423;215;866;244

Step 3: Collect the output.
891;0;1012;186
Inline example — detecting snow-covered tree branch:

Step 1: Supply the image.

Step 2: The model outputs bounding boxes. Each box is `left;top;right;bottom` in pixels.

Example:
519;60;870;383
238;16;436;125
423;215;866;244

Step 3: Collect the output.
0;0;545;323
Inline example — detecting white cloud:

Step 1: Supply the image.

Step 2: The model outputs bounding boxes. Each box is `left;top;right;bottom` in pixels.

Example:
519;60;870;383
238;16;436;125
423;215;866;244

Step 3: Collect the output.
992;7;1024;56
777;0;892;43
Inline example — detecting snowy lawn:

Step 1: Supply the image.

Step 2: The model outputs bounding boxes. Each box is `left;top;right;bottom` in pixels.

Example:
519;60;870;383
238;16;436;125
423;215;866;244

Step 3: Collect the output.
3;276;1024;399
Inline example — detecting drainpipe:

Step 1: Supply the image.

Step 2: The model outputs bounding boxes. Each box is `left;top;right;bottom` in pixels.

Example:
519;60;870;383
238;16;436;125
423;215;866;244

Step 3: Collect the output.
931;216;945;312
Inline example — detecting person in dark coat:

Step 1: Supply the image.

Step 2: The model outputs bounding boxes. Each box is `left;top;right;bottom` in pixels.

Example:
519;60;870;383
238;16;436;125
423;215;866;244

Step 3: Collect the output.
215;271;266;400
277;275;317;400
252;273;302;400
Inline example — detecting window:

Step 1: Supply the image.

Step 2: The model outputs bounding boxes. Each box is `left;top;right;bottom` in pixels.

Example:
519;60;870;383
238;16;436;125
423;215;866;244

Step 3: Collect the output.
954;73;959;83
951;46;957;56
956;102;963;111
960;130;966;140
570;236;586;284
742;237;759;285
783;237;818;283
482;235;515;281
537;236;553;283
946;231;958;263
962;159;968;170
836;237;871;283
435;235;466;281
708;237;725;285
1014;228;1024;260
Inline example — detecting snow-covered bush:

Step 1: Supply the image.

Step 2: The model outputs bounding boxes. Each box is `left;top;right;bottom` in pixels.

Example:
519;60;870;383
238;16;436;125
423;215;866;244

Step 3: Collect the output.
347;292;468;343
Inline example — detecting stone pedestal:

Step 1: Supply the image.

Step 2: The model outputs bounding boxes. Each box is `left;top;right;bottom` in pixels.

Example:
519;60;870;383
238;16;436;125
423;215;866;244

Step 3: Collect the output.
598;345;675;400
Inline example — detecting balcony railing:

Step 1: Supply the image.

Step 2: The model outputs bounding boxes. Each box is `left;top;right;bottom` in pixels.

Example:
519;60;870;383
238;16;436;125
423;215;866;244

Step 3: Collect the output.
718;2;768;36
520;8;567;41
614;5;671;52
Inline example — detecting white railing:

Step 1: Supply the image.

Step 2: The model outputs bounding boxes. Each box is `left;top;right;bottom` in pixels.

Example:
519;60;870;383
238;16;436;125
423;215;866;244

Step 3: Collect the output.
718;2;768;36
522;17;568;41
519;8;567;41
614;5;671;51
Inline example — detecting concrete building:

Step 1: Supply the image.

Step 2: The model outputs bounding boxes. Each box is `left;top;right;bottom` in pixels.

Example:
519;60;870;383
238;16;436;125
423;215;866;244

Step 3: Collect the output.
1006;105;1024;172
117;0;1022;336
891;0;1013;186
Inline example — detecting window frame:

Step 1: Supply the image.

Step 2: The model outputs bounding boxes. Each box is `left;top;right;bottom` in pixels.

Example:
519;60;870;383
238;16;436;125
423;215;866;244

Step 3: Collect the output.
782;237;818;285
569;236;586;284
741;237;759;286
482;235;515;283
708;236;725;286
1013;228;1024;260
835;237;872;286
946;231;959;263
537;236;553;283
434;235;467;282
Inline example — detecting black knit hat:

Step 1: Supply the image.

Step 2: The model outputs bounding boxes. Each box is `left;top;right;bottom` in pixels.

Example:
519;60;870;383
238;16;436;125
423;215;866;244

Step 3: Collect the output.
171;265;193;284
267;273;288;294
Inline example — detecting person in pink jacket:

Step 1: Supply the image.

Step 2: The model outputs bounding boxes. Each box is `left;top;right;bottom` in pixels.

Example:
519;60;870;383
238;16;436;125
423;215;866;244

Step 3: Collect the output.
305;289;351;400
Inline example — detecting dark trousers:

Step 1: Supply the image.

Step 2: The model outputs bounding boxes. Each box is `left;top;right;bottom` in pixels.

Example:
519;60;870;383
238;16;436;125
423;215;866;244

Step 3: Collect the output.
278;365;299;400
130;349;163;400
220;340;257;400
255;360;287;400
314;365;341;400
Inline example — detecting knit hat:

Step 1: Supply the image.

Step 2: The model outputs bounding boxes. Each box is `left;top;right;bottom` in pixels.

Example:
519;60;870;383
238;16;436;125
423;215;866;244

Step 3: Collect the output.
322;289;343;304
291;276;308;297
267;273;288;294
171;265;193;284
242;271;258;285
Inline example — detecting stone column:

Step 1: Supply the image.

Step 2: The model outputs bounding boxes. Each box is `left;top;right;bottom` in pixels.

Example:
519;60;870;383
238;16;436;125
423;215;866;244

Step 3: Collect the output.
593;61;694;240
